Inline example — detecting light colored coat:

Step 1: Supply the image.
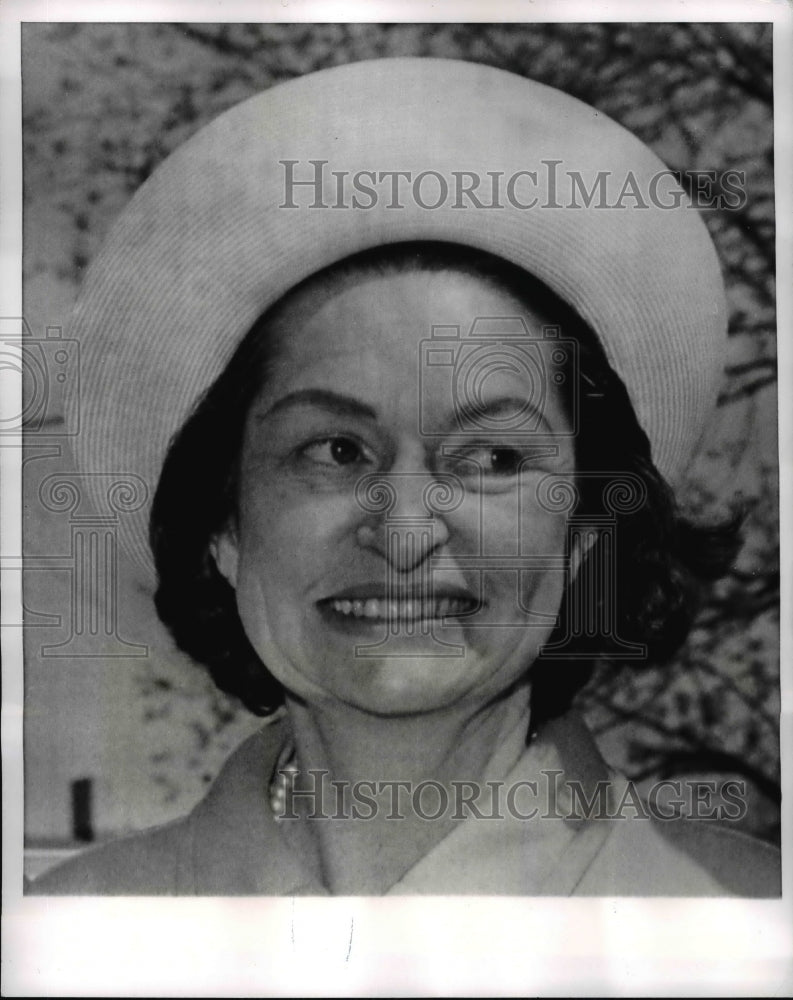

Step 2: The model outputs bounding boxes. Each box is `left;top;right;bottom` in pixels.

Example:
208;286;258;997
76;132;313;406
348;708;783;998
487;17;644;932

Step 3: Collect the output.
29;712;779;896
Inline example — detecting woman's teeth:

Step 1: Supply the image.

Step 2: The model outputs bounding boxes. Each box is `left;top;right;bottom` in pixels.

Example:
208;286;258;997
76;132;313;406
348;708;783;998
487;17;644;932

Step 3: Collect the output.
328;597;474;620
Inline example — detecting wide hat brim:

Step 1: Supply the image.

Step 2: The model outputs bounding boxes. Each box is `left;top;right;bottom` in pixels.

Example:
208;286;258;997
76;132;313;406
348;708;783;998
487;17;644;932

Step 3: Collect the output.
66;57;727;584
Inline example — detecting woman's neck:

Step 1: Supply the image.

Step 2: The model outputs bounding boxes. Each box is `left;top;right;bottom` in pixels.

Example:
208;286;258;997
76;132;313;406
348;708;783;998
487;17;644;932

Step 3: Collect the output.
279;682;532;894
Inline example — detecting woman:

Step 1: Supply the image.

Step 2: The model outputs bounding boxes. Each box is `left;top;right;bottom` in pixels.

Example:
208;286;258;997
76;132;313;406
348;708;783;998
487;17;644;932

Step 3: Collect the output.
30;57;779;895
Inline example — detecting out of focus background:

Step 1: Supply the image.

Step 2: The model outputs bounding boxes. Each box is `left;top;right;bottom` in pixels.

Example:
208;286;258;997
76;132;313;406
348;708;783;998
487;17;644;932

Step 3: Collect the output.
19;22;778;875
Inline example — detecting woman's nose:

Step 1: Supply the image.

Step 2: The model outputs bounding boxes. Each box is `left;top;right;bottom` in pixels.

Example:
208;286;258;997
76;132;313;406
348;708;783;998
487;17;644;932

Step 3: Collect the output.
357;520;449;572
354;472;456;571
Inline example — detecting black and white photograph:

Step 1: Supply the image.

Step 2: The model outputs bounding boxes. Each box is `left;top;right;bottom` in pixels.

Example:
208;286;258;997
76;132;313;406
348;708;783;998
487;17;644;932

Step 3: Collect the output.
2;2;791;994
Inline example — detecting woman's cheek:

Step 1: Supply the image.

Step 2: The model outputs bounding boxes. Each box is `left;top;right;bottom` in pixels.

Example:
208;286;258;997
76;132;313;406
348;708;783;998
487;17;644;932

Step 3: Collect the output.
242;483;320;554
237;490;354;605
485;491;569;554
520;509;570;605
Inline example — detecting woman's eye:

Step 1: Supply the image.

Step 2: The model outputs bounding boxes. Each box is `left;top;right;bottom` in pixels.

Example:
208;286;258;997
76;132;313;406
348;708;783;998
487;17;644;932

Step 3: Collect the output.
301;437;369;467
487;448;523;476
443;446;526;477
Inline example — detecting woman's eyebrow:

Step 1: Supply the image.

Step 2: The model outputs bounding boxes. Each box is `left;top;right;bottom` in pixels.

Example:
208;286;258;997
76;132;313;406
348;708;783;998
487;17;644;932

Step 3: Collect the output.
447;396;553;434
255;388;378;422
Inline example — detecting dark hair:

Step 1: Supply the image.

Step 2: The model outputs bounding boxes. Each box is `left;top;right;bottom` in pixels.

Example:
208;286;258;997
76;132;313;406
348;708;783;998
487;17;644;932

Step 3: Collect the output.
150;242;741;719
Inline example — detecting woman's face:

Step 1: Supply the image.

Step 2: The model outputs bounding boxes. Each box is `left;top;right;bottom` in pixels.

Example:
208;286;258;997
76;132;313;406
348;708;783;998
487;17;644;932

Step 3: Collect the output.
214;265;579;717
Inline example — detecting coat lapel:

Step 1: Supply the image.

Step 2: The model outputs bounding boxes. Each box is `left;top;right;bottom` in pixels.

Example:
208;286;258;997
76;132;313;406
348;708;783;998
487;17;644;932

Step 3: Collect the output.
176;710;615;896
388;712;615;895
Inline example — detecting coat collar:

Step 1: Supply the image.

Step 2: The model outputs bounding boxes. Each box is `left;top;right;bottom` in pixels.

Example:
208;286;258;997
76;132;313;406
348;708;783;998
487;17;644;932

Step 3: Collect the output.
179;709;614;895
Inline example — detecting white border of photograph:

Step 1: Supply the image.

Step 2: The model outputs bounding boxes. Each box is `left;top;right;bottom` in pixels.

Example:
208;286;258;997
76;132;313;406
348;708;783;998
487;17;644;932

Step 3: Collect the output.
2;1;791;996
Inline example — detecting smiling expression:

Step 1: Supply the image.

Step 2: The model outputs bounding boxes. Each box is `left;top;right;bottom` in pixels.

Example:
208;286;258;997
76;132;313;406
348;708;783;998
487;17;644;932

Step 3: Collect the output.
213;264;579;717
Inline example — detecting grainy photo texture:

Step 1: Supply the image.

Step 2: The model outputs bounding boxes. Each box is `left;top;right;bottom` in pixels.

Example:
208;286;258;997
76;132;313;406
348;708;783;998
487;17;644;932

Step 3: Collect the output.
18;22;780;896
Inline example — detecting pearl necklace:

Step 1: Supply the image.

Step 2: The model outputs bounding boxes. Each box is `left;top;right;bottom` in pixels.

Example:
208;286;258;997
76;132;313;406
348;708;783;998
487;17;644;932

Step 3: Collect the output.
269;742;299;818
268;724;538;817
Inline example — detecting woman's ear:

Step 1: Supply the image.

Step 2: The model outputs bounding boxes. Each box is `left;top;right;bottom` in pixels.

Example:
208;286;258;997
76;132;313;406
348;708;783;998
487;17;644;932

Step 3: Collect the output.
210;526;240;589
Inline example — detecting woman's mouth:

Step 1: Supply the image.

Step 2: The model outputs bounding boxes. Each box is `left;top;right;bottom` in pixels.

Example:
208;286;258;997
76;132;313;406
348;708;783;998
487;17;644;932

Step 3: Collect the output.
317;587;480;626
324;596;476;622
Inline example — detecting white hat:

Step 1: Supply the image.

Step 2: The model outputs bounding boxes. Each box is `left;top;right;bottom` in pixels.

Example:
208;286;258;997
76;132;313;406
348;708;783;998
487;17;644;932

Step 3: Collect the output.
67;57;727;583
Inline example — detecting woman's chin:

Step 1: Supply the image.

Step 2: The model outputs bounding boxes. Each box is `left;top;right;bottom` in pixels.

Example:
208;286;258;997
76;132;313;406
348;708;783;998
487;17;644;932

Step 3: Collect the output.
294;649;521;718
256;613;542;717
